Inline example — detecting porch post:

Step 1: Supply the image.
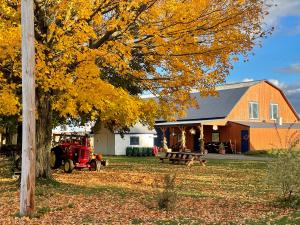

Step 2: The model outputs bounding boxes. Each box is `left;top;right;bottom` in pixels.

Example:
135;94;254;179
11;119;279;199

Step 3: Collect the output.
198;124;205;154
179;126;186;151
160;127;170;152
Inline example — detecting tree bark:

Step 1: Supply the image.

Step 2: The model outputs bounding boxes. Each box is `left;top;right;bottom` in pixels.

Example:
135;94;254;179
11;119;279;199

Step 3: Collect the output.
35;91;52;178
5;127;12;145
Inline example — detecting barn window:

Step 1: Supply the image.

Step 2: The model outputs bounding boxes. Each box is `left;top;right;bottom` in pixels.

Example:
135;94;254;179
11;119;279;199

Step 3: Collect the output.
270;104;279;120
130;136;140;145
212;132;220;142
249;102;259;119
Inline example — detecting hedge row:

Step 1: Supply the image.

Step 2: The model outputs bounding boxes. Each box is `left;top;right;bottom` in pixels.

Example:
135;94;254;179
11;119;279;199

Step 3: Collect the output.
126;147;153;157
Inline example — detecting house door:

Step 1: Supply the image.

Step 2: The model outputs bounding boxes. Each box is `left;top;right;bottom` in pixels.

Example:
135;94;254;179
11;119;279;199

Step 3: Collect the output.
193;130;200;152
96;133;108;154
241;130;249;153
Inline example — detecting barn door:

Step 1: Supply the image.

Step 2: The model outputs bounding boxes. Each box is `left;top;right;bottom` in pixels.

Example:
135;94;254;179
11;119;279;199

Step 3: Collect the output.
241;130;249;153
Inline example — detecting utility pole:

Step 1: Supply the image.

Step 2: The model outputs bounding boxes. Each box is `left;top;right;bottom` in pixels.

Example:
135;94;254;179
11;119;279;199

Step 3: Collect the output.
20;0;36;216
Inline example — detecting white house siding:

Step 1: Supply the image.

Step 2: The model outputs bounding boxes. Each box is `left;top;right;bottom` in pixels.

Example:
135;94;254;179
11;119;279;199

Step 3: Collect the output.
94;128;115;155
94;123;156;156
114;134;156;155
114;135;128;155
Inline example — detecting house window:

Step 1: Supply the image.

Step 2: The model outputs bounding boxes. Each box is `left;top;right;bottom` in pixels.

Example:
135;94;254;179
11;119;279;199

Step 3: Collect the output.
249;102;259;119
130;136;139;145
212;132;220;142
270;104;279;120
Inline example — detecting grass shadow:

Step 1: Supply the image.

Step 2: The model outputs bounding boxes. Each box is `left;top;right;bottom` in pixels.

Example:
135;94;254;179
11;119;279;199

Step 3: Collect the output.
36;177;137;198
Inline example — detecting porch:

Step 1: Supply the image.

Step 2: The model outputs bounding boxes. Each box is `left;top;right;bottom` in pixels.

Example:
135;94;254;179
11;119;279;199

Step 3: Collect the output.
155;120;249;153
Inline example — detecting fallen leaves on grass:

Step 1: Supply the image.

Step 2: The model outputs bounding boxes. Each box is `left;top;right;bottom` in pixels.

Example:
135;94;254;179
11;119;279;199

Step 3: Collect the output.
0;156;297;224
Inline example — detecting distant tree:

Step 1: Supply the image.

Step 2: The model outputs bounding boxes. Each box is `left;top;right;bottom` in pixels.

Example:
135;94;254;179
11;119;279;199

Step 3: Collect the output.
0;0;270;177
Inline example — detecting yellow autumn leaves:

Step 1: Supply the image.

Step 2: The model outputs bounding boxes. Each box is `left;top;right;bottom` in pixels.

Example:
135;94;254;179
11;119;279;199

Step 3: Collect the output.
0;0;267;128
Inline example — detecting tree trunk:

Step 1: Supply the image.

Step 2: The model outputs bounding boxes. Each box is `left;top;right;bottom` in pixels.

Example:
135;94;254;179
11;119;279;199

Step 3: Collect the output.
36;91;53;178
5;127;12;145
17;122;22;146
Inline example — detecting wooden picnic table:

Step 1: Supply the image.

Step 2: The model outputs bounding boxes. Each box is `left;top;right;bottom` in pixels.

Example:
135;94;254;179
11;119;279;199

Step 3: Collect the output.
159;152;206;166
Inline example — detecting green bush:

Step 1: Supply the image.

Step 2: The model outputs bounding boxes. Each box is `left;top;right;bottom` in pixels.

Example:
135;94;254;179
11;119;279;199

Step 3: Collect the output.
138;148;143;157
132;147;138;156
245;149;279;157
142;148;147;156
126;147;133;156
136;148;140;157
267;149;300;203
126;147;153;157
147;148;152;156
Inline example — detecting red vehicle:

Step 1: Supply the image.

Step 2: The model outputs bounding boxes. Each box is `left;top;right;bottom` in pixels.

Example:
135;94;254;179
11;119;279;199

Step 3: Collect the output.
50;134;103;173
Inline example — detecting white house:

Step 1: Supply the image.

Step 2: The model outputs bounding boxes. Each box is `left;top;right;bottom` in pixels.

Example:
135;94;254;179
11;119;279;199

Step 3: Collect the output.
94;123;157;155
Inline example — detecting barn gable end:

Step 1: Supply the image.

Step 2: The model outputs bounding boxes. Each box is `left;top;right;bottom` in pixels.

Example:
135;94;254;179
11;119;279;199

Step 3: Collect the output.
227;81;299;123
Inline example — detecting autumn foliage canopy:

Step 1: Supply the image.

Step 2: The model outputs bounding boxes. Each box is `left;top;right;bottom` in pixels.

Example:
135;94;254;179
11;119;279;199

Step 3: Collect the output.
0;0;268;128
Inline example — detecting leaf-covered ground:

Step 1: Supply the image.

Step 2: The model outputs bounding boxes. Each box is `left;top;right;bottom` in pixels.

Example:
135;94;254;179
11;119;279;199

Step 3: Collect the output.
0;155;299;224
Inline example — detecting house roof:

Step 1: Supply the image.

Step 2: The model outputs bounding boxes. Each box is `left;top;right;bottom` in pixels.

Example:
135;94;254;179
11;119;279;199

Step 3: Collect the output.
157;80;260;123
155;119;227;126
114;123;157;135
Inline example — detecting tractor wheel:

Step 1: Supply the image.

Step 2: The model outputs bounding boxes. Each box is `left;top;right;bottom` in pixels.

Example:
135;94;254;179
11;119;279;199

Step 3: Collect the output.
64;159;74;173
89;159;101;172
50;147;62;169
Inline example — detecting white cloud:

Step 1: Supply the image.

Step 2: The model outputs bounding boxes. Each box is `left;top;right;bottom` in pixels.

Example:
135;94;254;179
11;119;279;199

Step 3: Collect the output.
286;88;300;95
265;0;300;26
268;79;287;89
277;63;300;74
242;78;254;82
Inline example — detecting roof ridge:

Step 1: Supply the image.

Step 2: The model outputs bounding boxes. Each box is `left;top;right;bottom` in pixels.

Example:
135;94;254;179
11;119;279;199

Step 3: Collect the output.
216;80;264;91
222;79;265;86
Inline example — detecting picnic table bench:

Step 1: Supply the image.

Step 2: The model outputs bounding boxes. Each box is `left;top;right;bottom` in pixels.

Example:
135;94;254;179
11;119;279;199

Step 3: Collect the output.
160;152;206;166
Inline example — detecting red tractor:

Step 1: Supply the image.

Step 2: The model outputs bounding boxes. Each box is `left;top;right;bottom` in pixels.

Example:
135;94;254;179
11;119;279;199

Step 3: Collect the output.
50;134;104;173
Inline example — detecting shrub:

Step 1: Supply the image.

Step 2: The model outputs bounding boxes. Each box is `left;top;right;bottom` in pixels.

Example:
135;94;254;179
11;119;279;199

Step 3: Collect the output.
132;147;138;156
142;148;147;156
267;148;300;202
126;147;153;157
147;148;152;156
157;174;177;211
126;147;133;156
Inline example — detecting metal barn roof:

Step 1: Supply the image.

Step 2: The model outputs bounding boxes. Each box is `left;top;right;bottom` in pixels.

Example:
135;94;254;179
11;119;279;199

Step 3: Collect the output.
157;80;261;123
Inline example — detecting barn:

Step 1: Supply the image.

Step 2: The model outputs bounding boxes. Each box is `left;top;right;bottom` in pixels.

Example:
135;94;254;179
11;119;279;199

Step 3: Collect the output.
155;80;300;153
94;123;156;155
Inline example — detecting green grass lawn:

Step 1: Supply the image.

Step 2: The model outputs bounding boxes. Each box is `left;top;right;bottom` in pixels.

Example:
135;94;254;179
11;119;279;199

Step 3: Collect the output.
0;155;299;224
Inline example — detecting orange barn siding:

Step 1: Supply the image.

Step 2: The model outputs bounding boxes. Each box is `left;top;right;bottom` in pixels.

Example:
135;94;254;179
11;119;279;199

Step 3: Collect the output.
249;128;300;150
223;122;249;152
197;123;249;152
227;82;298;123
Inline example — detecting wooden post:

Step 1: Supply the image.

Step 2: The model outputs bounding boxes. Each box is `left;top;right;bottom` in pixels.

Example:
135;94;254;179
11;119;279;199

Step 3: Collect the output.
20;0;36;217
198;124;204;154
160;127;170;152
180;127;186;151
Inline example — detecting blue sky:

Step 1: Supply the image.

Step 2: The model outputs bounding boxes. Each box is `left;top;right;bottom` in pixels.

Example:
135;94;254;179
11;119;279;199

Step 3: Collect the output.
227;0;300;114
